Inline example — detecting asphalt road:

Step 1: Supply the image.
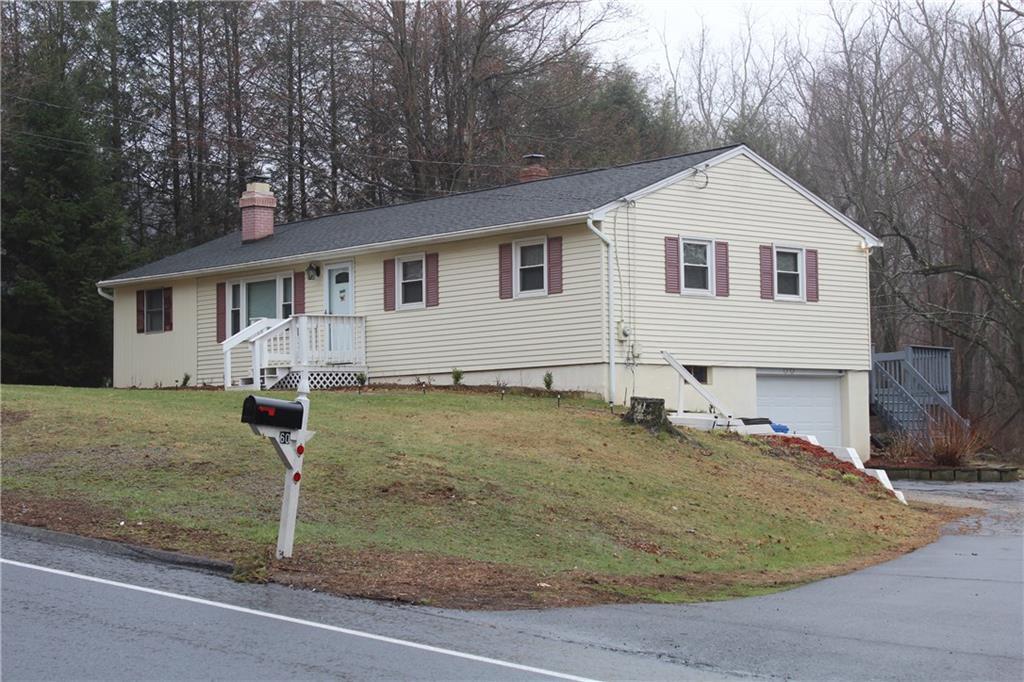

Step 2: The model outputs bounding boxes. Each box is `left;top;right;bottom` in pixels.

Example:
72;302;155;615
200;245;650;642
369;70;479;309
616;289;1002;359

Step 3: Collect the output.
2;481;1021;681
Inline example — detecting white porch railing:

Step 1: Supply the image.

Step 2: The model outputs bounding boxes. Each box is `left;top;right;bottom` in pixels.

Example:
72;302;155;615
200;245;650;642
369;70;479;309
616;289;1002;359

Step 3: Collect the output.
661;350;734;417
222;314;366;389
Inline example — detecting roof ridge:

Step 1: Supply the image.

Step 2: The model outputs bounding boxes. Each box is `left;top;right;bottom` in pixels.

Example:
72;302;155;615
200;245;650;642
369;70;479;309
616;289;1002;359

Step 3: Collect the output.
269;143;743;231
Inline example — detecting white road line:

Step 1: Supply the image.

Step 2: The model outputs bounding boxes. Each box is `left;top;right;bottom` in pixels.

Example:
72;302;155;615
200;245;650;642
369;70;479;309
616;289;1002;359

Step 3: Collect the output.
1;558;600;682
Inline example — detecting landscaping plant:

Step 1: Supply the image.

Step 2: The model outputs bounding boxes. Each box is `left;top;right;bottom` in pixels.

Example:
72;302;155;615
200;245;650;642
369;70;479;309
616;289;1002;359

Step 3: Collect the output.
451;368;464;386
543;372;554;391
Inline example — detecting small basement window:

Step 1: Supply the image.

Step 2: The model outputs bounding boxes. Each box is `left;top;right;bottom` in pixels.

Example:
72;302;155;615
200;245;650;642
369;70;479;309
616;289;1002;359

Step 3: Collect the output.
683;365;709;384
775;248;803;299
144;289;164;332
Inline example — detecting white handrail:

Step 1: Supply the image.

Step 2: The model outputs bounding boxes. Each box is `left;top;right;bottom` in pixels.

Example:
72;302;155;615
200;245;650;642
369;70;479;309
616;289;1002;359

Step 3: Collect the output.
661;350;734;418
222;317;283;388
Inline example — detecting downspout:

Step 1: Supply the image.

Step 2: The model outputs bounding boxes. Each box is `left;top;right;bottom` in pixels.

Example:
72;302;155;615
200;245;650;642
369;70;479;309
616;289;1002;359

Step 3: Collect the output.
96;285;114;302
586;216;616;406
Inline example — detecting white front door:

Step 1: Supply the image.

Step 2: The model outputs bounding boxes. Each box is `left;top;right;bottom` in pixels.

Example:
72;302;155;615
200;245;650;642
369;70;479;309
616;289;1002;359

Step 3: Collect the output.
326;264;354;359
756;373;843;446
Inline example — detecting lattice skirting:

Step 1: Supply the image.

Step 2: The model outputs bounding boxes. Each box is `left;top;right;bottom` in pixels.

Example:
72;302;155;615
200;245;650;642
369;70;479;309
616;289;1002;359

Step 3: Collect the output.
273;369;365;390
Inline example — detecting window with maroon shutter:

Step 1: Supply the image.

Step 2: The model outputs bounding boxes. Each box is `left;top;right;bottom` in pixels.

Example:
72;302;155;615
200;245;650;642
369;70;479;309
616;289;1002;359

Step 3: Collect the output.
805;249;819;302
664;236;680;293
714;241;729;296
425;252;439;307
759;245;774;299
383;258;396;311
216;282;227;342
499;243;513;299
162;287;173;331
546;237;563;294
774;247;803;299
293;272;305;314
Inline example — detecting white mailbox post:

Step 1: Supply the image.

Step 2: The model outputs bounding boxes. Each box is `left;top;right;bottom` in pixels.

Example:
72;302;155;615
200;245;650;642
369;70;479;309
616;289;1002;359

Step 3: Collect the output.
240;372;315;559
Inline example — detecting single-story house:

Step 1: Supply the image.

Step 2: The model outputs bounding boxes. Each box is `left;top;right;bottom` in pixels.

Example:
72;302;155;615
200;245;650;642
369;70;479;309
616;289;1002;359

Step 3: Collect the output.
98;144;882;454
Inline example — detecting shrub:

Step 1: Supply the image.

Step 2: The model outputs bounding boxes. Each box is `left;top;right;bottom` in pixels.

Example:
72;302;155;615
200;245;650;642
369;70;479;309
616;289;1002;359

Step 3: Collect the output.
451;368;464;386
927;418;988;467
543;371;554;391
180;372;191;388
355;372;367;386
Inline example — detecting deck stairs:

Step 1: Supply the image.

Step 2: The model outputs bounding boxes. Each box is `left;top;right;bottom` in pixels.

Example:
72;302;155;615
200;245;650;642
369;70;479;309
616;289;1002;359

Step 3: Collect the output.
870;346;967;440
222;314;367;390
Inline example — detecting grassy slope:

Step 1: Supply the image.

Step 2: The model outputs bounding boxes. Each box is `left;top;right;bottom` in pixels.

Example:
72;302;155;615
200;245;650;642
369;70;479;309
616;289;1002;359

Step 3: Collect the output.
1;385;950;607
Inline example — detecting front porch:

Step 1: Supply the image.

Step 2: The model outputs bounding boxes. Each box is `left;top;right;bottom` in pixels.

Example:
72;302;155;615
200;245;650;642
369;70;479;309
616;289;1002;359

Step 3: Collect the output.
221;314;366;390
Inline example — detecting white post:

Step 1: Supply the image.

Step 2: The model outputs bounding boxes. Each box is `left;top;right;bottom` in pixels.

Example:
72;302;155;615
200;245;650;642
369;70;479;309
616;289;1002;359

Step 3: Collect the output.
224;350;232;390
676;375;685;414
296;315;309;369
272;370;312;559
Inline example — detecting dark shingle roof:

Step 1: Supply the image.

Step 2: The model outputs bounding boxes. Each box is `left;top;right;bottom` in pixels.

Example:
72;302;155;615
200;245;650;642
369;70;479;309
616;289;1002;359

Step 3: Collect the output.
105;145;738;283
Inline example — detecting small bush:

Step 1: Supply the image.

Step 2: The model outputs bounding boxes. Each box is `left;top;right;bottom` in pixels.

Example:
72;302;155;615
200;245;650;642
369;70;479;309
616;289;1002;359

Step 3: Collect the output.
927;419;988;467
543;372;554;391
180;372;191;388
451;368;464;386
355;372;367;386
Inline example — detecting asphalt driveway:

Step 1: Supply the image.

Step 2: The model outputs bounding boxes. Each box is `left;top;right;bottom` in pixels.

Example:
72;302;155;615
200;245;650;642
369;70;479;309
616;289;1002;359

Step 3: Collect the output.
2;481;1021;681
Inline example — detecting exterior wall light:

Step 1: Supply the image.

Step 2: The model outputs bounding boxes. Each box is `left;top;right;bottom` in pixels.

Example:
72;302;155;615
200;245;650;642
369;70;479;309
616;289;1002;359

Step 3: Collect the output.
305;263;321;280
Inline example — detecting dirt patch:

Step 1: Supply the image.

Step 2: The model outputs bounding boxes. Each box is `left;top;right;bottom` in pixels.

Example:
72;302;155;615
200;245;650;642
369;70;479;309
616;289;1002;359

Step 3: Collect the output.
1;409;31;427
1;491;243;559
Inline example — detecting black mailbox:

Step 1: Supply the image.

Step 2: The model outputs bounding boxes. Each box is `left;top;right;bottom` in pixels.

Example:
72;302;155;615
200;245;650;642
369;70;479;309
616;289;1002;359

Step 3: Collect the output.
241;395;304;430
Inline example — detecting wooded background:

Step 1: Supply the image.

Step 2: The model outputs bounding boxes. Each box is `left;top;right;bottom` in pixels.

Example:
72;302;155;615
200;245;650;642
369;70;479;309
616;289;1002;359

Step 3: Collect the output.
2;1;1021;449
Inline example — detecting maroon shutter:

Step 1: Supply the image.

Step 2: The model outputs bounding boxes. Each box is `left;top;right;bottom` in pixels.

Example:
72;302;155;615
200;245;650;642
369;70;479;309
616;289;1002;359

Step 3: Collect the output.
293;272;305;314
547;237;563;294
383;258;396;311
806;249;819;302
136;290;145;333
760;245;775;299
216;282;227;342
425;252;439;307
714;241;729;297
499;243;513;299
664;237;680;294
162;287;173;331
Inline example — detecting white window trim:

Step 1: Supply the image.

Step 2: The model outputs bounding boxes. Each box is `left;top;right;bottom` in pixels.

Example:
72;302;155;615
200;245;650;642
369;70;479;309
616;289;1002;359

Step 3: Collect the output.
513;237;547;298
679;236;715;297
225;271;296;333
143;288;166;334
773;245;806;302
396;253;426;310
322;260;355;315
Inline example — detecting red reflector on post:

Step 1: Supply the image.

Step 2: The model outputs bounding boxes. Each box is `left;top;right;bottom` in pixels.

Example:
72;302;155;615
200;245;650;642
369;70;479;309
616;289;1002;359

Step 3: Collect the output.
296;444;305;455
293;472;301;482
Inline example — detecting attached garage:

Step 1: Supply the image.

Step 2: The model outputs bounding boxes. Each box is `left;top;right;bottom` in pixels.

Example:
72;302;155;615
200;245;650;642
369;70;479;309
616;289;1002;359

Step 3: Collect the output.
756;371;843;446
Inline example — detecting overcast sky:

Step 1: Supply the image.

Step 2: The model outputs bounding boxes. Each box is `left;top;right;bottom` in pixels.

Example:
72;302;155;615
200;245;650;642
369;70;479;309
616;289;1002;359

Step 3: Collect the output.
596;0;842;76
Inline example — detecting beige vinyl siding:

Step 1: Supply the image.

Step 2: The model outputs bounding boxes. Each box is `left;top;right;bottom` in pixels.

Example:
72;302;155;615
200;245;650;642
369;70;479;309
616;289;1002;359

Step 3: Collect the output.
112;281;198;387
606;153;872;370
353;224;603;377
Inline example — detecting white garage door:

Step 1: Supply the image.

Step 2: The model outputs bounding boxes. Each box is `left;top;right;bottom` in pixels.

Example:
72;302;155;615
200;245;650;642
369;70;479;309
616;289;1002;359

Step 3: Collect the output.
756;373;842;446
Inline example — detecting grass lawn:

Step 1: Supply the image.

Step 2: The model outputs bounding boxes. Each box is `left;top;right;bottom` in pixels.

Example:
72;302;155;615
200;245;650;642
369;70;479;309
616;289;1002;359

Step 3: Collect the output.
1;384;957;608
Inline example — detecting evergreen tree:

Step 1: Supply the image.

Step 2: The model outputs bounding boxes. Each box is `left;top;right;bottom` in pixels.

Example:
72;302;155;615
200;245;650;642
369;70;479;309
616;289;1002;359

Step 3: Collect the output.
2;59;128;386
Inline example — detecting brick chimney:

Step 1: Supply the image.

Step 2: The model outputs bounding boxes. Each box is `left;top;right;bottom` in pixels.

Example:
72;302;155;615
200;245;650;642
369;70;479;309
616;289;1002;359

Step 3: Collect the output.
518;153;550;182
239;175;277;242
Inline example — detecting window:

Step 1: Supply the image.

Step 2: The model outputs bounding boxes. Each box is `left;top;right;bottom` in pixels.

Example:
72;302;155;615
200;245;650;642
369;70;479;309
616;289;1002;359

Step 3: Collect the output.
515;238;546;296
144;289;164;332
226;273;295;333
246;279;277;324
775;248;803;299
683;365;709;384
681;239;712;293
230;284;241;335
282;276;293;318
398;255;424;307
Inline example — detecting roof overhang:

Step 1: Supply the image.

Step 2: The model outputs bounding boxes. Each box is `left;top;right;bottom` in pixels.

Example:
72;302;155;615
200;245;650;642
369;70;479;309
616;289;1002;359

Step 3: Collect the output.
590;145;883;248
97;211;591;288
